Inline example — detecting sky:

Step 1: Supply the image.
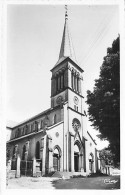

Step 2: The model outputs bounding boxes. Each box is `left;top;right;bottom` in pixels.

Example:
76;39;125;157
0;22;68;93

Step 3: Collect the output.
7;4;119;149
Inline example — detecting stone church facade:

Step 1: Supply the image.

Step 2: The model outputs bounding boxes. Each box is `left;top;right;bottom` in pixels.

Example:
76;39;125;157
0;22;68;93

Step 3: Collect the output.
7;9;100;176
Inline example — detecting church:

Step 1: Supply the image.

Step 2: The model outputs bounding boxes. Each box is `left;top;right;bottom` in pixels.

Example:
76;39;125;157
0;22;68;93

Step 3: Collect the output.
7;7;100;177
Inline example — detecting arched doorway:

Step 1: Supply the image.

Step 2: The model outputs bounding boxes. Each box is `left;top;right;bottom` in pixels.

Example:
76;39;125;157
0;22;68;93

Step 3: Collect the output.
89;153;94;173
53;146;61;171
74;140;84;172
74;144;79;172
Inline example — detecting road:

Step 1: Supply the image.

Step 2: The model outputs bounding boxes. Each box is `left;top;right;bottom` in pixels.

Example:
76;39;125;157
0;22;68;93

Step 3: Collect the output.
52;175;120;189
7;175;120;189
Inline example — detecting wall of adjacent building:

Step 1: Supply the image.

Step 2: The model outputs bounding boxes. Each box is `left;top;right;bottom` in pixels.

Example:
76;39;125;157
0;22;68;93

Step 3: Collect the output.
85;134;97;174
6;127;12;142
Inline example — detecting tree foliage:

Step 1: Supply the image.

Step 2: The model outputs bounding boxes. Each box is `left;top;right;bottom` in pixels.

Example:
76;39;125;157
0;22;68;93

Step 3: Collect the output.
86;36;120;166
6;143;11;165
99;148;115;166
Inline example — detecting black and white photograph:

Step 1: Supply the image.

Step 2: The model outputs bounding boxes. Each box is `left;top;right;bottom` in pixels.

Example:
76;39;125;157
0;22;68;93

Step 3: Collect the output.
0;0;124;192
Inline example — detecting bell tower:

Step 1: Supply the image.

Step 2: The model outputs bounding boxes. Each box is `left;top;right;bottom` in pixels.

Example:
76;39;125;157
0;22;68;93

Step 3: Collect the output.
50;6;84;112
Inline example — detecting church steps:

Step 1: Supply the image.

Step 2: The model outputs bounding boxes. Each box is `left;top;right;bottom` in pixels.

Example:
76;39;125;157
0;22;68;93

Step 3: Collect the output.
51;171;88;179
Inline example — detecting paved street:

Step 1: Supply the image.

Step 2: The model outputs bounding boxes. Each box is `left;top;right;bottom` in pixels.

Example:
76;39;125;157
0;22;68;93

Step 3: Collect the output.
7;175;120;189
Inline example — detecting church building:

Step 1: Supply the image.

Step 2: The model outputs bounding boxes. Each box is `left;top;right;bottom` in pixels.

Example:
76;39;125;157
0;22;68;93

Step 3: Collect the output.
7;8;100;176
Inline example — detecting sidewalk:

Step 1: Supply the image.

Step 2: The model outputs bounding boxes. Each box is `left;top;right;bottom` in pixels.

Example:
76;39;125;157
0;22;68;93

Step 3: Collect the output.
7;176;59;189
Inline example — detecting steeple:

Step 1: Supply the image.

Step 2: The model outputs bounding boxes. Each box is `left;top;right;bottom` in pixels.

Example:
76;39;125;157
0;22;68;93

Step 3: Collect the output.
51;6;84;108
55;6;77;67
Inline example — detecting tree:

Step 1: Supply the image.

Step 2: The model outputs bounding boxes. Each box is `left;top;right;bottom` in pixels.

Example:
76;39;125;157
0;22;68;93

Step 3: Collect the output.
6;143;11;165
99;148;115;166
86;36;120;166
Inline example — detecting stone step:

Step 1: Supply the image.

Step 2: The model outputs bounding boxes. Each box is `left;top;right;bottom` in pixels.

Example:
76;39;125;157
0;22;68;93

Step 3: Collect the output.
51;171;88;179
52;171;73;179
51;171;62;178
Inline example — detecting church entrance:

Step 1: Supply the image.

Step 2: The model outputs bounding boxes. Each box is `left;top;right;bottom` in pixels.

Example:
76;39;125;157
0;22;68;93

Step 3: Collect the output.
74;144;80;172
74;152;79;172
53;148;60;171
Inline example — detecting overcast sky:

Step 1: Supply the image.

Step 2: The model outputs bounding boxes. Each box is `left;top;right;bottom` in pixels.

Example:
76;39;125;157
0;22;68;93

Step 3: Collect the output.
7;4;119;149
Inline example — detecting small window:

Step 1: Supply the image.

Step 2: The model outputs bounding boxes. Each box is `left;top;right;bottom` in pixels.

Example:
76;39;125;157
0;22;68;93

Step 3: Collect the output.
35;121;38;132
54;114;57;124
41;138;44;148
71;72;74;89
40;120;43;129
61;74;64;89
74;105;78;112
32;122;35;132
17;128;20;137
22;127;25;135
29;124;32;133
31;124;33;132
58;76;60;91
35;141;40;159
15;129;17;138
25;125;28;135
77;77;79;93
38;122;40;130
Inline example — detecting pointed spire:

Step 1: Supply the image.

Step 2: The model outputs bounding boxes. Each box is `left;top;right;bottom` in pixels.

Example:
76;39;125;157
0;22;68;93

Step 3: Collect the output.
58;5;76;63
51;6;83;72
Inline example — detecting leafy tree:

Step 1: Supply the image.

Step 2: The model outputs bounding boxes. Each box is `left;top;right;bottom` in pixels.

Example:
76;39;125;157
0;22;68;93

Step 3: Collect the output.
99;148;115;166
6;143;11;165
86;36;120;166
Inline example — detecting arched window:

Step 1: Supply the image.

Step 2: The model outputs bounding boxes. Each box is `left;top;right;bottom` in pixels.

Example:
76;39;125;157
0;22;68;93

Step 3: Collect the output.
22;145;26;160
31;124;33;132
40;120;43;129
13;147;15;158
35;141;40;159
17;129;19;137
15;130;17;138
38;121;40;130
25;125;28;134
61;74;64;89
35;121;38;132
56;77;58;91
74;74;77;91
71;71;74;89
77;77;79;92
54;114;57;124
78;79;81;93
33;122;35;131
22;127;25;135
58;76;60;91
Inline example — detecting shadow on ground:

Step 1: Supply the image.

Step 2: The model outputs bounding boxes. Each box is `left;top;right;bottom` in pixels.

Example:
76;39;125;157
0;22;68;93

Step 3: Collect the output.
52;175;120;189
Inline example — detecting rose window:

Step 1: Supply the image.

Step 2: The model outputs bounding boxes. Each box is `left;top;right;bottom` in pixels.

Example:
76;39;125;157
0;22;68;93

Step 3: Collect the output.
72;118;81;132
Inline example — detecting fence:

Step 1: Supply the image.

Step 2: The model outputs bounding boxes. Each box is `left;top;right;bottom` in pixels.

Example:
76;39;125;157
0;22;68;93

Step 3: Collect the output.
36;159;42;170
11;159;17;170
20;160;33;176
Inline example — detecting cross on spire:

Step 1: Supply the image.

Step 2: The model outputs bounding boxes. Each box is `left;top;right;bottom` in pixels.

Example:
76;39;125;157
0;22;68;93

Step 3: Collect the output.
65;5;68;20
52;6;79;69
58;5;76;62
